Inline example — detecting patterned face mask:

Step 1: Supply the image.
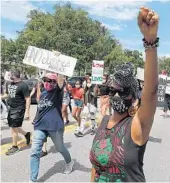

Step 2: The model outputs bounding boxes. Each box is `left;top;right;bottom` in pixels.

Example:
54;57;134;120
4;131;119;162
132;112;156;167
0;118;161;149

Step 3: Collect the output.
110;96;132;114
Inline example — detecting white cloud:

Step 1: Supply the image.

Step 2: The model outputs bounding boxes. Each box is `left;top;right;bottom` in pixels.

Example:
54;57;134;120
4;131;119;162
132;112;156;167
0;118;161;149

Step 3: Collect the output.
0;32;17;40
159;53;170;58
71;0;149;21
1;0;37;22
119;38;142;50
102;23;122;31
160;0;170;3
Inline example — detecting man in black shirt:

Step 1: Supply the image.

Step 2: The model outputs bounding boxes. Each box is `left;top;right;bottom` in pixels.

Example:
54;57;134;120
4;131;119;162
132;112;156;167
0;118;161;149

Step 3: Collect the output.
1;70;31;155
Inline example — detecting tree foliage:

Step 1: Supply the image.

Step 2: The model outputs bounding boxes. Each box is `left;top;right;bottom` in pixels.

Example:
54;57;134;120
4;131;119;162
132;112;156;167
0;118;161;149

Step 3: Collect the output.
1;3;156;75
159;57;170;75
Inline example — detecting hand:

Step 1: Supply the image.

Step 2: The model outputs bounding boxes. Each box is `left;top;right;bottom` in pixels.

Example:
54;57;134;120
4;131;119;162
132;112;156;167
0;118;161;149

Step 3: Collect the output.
138;7;159;42
25;110;30;120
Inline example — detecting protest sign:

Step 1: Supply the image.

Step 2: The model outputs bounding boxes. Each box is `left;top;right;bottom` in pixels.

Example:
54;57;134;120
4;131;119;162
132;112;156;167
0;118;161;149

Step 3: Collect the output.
157;75;167;107
91;60;104;85
165;77;170;95
137;67;144;81
4;71;11;81
23;46;77;77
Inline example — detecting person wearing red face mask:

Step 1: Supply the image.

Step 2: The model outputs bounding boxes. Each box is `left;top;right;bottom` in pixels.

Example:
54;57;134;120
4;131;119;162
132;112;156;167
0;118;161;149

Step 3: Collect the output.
30;73;74;182
68;80;84;137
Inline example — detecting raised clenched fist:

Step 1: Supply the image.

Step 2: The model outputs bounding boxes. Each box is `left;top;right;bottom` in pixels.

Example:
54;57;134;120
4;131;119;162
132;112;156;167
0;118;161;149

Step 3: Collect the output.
138;7;159;43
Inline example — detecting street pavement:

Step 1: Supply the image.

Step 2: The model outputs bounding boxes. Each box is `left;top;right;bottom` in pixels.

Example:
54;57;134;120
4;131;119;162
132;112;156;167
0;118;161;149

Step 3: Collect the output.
1;105;170;182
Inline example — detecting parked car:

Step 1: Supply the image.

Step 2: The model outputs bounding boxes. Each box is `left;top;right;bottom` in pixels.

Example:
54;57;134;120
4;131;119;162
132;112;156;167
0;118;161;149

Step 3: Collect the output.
23;79;38;104
68;76;86;88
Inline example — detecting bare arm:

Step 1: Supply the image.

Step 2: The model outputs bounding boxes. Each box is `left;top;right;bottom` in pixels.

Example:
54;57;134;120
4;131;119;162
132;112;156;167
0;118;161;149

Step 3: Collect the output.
25;96;31;118
30;87;36;97
1;93;8;100
91;167;96;182
57;74;64;89
131;7;159;145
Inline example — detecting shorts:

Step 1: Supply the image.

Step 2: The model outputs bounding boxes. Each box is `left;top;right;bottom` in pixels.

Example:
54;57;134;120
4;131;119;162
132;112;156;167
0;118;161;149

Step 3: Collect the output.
62;97;70;106
73;99;83;108
7;109;25;128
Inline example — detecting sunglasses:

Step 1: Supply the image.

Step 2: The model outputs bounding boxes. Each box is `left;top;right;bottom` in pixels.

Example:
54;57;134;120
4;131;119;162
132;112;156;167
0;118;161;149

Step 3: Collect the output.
109;87;132;98
43;78;56;83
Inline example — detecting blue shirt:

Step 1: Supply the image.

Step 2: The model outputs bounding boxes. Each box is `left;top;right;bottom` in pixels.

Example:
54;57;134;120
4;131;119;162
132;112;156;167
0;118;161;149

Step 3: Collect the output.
33;85;64;131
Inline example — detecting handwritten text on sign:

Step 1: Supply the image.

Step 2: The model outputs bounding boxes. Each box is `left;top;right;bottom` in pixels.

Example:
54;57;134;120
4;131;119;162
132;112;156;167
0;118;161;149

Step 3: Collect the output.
157;75;167;107
23;46;77;77
92;60;104;85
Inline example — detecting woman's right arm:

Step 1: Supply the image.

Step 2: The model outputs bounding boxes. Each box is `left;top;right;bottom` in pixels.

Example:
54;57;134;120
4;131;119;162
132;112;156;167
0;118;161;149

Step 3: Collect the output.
91;167;96;182
36;81;41;102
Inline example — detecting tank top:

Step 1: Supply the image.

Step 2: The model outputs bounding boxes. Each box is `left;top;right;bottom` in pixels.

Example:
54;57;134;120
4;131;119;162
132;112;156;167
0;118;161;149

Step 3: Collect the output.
89;115;147;182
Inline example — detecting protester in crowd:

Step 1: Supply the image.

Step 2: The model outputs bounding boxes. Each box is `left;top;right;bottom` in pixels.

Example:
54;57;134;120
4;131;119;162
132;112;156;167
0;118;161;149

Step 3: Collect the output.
62;77;70;125
98;74;110;117
68;80;84;136
1;70;31;155
90;7;159;182
0;76;8;119
78;78;98;137
30;73;74;182
82;73;91;89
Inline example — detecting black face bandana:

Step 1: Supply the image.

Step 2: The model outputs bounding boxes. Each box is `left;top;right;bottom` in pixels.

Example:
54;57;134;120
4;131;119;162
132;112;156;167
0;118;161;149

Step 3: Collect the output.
110;96;132;114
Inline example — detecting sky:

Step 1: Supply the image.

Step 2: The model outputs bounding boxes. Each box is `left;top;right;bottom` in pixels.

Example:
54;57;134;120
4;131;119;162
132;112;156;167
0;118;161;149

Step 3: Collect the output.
1;0;170;58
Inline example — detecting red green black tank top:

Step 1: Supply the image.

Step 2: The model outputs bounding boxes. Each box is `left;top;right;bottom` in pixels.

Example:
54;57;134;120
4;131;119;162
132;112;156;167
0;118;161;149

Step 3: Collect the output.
89;115;147;182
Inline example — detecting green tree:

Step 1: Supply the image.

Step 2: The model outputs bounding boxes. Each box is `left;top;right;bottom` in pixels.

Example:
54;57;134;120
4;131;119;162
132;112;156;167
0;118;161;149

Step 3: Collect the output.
159;57;170;75
14;4;117;74
1;3;146;76
124;49;144;68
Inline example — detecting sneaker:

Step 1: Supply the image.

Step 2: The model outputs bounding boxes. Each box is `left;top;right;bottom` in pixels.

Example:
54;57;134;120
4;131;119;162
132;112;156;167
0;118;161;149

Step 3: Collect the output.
74;127;80;135
64;160;74;174
90;129;95;135
25;132;31;145
75;131;84;137
40;151;48;158
29;180;36;182
65;120;70;125
90;126;97;135
6;146;20;156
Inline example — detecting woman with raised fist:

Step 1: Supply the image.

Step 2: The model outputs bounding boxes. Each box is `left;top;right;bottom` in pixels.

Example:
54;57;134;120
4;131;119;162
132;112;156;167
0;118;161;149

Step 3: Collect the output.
90;7;159;182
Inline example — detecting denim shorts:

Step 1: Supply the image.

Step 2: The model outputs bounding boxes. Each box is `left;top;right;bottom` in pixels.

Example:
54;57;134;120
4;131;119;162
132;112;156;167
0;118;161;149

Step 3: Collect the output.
62;97;70;106
74;99;83;108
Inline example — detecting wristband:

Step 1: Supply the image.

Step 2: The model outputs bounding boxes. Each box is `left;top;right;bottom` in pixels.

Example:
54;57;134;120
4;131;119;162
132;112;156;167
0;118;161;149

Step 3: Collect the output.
142;37;159;50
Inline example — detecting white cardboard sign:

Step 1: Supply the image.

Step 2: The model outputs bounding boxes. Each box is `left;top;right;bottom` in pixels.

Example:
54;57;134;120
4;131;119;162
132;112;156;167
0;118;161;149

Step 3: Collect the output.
165;77;170;95
23;46;77;77
137;67;144;81
91;60;104;85
4;71;11;81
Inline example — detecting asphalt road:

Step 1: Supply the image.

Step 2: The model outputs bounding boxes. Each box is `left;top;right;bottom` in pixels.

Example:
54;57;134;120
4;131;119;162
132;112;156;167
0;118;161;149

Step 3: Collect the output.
1;105;170;182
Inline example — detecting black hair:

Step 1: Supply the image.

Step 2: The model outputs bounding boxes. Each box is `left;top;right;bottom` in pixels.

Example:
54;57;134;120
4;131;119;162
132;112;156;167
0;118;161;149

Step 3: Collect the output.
86;73;91;77
1;76;5;85
75;79;82;85
11;69;20;78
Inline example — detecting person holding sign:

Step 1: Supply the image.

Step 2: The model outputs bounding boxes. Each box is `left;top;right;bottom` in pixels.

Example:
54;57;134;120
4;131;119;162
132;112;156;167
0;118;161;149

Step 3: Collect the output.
30;73;74;182
90;7;159;182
